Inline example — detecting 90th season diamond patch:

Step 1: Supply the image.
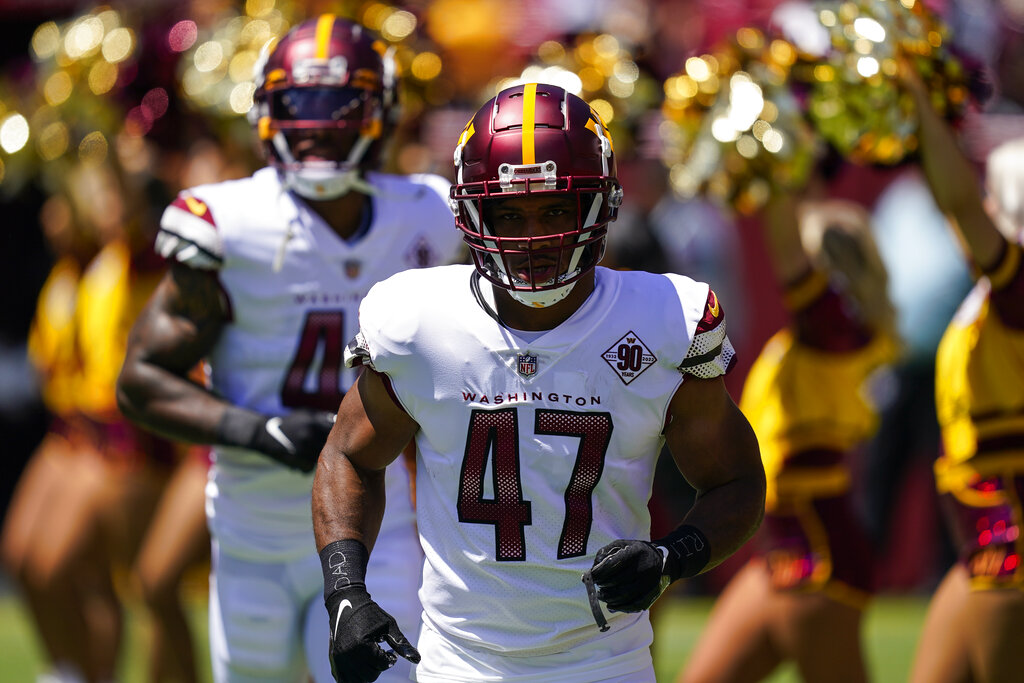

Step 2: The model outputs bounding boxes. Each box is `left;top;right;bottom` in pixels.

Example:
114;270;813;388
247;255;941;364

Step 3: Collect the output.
601;331;657;385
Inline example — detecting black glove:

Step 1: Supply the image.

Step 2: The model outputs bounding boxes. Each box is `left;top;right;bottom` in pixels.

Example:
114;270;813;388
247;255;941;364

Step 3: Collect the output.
586;539;671;614
326;587;419;683
584;526;711;617
321;540;419;683
216;406;335;472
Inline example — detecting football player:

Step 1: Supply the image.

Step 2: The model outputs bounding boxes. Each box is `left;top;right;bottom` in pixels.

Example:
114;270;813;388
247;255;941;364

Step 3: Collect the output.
902;65;1024;683
312;83;766;682
116;15;464;683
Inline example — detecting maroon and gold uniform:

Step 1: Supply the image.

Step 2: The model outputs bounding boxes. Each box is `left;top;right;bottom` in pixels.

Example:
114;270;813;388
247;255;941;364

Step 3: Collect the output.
27;256;81;425
934;239;1024;590
73;239;175;467
741;268;897;606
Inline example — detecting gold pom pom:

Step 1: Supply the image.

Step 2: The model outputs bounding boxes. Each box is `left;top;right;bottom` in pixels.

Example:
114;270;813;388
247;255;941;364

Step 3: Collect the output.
803;0;973;164
660;30;819;214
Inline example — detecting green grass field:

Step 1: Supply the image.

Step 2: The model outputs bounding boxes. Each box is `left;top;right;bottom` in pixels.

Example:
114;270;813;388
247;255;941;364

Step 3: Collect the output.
651;596;929;682
0;592;930;682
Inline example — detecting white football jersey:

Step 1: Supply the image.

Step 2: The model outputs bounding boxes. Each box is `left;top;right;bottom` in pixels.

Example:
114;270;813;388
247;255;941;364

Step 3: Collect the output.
351;264;734;655
157;167;464;561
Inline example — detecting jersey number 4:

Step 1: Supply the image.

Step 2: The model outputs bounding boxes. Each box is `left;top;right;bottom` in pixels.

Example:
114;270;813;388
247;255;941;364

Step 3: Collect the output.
457;407;612;562
282;311;345;412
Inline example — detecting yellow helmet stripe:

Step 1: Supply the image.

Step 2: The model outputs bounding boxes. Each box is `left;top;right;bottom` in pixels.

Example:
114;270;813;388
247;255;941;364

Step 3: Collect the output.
458;122;475;147
521;83;537;165
315;14;336;61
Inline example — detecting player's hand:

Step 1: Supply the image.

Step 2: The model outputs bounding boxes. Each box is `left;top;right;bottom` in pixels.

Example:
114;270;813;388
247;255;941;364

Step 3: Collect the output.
587;539;670;613
326;586;420;683
249;409;335;472
218;406;335;472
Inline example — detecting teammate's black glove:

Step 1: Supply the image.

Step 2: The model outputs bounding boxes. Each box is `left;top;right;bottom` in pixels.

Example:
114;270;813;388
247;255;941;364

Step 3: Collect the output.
321;540;420;683
216;405;335;472
586;539;671;613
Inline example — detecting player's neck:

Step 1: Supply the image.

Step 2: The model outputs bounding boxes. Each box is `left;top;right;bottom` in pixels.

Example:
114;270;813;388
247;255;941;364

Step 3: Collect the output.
304;191;372;241
491;273;595;332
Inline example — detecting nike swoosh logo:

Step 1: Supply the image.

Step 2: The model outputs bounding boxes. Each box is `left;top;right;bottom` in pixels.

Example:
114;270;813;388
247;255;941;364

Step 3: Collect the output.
333;599;353;637
265;417;296;454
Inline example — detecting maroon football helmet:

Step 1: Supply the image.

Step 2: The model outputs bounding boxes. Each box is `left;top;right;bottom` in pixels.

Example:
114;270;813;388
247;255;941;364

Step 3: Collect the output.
451;83;623;308
251;15;395;199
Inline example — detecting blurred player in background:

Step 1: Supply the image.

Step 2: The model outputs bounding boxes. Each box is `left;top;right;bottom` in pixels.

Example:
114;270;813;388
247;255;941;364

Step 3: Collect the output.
116;15;463;683
680;195;899;683
312;82;764;683
902;65;1024;683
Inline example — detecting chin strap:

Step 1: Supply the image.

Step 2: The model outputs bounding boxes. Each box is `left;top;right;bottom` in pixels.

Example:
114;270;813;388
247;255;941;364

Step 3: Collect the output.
508;280;577;308
286;168;379;202
581;569;610;632
272;128;379;202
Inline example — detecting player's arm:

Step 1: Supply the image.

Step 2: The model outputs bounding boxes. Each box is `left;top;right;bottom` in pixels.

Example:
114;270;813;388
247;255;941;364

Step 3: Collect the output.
313;366;417;551
312;367;420;678
116;262;229;441
116;262;333;472
661;374;765;571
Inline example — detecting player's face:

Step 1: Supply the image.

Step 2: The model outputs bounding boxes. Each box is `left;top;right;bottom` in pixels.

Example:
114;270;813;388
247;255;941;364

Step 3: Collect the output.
284;127;362;165
274;86;369;164
482;194;578;286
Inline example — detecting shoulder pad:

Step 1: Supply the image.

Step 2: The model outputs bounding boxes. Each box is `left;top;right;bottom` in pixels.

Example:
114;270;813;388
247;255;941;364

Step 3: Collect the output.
679;289;735;378
343;332;373;369
157;193;224;270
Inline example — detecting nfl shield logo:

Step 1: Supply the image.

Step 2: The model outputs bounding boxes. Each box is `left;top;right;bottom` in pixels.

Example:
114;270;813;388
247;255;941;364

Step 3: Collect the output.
517;354;538;378
344;259;362;279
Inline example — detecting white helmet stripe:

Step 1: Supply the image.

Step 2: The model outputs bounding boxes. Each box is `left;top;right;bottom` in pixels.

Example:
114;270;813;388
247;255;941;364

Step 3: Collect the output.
346;132;373;166
583;193;603;230
563;194;602;276
272;131;296;165
467;201;513;286
464;196;482;234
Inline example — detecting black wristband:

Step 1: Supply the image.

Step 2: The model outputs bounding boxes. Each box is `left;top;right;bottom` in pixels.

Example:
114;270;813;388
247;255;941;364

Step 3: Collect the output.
655;525;710;582
215;405;265;449
320;539;370;601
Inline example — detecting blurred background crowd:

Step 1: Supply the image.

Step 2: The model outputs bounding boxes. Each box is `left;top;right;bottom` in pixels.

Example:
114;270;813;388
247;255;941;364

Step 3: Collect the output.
0;0;1022;679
